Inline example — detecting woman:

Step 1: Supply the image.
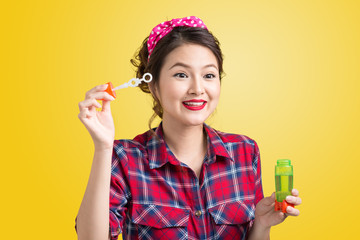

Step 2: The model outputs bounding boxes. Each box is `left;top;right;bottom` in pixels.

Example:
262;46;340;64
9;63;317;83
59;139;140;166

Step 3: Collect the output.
75;16;301;240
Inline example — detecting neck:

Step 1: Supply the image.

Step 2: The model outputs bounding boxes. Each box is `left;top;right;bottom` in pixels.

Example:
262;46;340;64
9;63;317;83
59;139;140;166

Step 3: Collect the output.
162;120;207;164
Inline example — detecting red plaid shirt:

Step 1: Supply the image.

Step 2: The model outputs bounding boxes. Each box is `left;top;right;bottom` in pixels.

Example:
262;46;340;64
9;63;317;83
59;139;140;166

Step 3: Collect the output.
108;123;263;240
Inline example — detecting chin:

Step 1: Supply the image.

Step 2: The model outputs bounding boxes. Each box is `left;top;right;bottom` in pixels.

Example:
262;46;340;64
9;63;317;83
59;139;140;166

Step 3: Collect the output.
181;115;210;127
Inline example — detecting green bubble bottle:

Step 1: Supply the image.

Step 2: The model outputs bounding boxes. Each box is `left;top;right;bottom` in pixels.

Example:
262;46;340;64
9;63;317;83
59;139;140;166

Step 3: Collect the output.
275;159;295;213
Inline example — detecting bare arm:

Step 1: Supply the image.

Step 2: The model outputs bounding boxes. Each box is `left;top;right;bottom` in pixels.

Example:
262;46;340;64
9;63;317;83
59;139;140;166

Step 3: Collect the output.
76;148;113;240
76;83;117;240
247;219;271;240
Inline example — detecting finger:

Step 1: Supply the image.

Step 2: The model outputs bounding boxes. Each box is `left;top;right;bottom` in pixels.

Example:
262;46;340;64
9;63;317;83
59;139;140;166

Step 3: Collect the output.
286;196;302;206
101;99;111;112
276;211;288;222
85;84;110;99
88;104;97;114
270;192;275;200
291;189;299;197
286;206;300;216
262;192;276;206
86;91;115;101
268;192;275;202
78;98;102;111
78;108;91;120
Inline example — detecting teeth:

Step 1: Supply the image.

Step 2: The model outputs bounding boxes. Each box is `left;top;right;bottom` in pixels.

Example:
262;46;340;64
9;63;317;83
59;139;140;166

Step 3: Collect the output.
184;102;204;106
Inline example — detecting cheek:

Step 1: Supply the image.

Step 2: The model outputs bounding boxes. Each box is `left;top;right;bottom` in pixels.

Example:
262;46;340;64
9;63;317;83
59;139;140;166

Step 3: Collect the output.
157;82;180;106
209;82;221;100
160;82;187;98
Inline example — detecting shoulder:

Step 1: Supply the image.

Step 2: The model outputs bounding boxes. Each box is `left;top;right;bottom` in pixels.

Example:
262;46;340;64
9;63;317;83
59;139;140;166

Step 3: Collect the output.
207;126;260;161
209;128;262;176
212;128;258;148
112;130;152;163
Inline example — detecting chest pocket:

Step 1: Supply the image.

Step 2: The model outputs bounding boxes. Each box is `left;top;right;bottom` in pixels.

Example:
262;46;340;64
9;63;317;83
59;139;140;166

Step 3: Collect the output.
131;204;190;239
208;200;255;240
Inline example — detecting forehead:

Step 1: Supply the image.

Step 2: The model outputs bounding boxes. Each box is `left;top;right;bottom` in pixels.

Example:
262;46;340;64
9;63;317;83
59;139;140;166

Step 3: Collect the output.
163;43;218;69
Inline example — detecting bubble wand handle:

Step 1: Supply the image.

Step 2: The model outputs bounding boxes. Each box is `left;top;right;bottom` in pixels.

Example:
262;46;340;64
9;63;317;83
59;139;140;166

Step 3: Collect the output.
100;73;153;100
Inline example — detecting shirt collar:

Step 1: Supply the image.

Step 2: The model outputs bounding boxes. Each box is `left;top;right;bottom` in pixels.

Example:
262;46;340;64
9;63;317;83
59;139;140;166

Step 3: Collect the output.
146;122;233;169
203;123;234;164
146;122;180;169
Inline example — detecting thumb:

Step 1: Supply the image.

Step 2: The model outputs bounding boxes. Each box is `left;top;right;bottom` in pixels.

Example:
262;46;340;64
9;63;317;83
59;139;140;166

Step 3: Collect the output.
101;99;111;112
263;192;276;206
270;192;275;200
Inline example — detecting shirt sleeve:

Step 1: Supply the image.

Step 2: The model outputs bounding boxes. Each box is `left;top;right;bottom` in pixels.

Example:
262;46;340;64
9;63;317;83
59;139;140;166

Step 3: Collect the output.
252;140;264;205
245;140;264;238
109;142;131;240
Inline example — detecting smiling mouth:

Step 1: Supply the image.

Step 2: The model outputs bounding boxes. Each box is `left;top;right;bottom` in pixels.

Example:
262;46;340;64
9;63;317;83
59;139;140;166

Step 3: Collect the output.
182;100;207;110
183;102;205;106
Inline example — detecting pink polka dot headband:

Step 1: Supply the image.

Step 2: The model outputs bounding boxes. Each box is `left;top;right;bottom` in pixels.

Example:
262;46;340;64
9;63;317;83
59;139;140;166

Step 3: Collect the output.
147;16;208;61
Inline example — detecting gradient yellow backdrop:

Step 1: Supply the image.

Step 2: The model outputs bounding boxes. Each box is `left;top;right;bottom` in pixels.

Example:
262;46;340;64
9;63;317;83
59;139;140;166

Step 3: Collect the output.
1;0;359;239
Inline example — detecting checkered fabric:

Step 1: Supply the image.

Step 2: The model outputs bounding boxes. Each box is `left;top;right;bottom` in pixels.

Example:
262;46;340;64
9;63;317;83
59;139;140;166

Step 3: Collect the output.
107;123;263;239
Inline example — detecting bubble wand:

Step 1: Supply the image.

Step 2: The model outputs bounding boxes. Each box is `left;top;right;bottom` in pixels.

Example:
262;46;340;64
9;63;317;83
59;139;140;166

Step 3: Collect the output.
101;73;153;100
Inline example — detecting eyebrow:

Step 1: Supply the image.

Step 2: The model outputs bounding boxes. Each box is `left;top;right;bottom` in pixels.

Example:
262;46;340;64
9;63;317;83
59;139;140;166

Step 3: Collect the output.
168;62;218;70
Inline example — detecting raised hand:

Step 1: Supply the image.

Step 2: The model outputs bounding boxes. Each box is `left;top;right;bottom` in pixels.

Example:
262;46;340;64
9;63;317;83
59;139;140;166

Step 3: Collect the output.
78;84;116;151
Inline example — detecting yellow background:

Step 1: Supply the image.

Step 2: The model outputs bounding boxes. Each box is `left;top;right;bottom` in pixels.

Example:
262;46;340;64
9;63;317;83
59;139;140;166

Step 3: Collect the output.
1;0;359;239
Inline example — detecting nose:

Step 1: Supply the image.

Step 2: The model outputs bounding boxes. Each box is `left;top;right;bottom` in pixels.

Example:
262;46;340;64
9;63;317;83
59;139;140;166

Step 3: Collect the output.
188;76;204;95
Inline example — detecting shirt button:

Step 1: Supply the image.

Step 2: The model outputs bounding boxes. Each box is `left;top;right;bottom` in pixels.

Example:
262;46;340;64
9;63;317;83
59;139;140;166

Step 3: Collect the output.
195;210;202;217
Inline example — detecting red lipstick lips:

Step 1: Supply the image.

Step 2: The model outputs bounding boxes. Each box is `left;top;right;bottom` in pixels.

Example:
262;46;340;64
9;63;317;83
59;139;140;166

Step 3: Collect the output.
182;99;207;111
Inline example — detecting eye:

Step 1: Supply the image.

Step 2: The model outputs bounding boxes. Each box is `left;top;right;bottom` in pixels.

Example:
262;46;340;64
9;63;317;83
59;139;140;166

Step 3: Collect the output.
174;73;188;78
204;73;216;79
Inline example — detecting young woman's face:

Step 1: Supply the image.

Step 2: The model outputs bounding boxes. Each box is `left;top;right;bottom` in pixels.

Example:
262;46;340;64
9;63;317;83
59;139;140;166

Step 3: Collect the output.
154;43;221;127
